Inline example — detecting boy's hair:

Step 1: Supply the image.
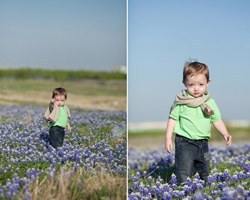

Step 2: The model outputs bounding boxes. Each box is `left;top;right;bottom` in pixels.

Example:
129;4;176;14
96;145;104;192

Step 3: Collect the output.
183;61;210;82
52;87;67;99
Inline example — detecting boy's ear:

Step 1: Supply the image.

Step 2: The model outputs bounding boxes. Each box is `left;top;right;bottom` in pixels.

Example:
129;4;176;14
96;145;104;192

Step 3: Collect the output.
207;80;211;86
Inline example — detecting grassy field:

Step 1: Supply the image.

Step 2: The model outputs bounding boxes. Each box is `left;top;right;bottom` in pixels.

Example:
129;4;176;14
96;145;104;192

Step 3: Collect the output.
0;68;126;110
0;68;126;80
0;105;127;199
128;126;250;199
128;126;250;149
0;78;126;111
0;70;127;199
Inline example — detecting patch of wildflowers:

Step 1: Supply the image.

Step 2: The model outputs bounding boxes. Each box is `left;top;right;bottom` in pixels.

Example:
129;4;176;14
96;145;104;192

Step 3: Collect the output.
0;105;126;198
129;144;250;199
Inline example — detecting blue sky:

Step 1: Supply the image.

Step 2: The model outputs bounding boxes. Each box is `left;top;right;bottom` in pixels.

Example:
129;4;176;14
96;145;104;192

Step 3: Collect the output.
0;0;126;70
128;0;250;122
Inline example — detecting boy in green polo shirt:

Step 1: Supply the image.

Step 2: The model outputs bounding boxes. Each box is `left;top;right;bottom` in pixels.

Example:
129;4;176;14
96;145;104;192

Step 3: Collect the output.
165;61;232;185
44;87;71;149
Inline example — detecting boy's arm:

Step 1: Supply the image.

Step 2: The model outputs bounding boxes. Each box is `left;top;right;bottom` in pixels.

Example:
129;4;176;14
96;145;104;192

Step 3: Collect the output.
48;104;60;123
49;101;54;112
67;122;72;132
165;118;177;153
212;120;232;146
44;107;50;121
44;101;55;121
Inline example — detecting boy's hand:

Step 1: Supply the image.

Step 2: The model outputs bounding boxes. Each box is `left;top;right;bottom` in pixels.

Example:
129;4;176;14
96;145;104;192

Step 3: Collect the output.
212;120;232;146
223;134;232;146
165;138;173;153
54;100;63;106
67;124;72;133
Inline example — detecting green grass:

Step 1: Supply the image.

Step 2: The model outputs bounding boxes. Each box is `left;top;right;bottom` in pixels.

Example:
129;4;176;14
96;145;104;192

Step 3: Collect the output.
129;126;250;143
129;160;249;199
0;159;50;185
0;78;126;97
0;117;7;122
210;126;250;142
129;129;165;138
0;68;126;110
0;112;126;199
0;68;126;81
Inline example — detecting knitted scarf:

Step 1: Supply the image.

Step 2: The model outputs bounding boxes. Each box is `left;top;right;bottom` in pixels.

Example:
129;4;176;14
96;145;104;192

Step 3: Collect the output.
170;90;214;116
44;103;71;123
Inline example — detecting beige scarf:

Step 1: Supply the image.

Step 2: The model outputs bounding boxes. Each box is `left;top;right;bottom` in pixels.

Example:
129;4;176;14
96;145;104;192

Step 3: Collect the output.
170;90;214;116
44;103;71;123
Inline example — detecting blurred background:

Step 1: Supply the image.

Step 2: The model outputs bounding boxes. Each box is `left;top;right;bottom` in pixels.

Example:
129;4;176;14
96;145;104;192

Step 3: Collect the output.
128;0;250;148
0;0;126;111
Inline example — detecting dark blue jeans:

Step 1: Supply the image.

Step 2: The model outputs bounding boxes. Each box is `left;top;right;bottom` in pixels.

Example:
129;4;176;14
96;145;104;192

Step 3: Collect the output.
174;134;210;185
49;126;65;149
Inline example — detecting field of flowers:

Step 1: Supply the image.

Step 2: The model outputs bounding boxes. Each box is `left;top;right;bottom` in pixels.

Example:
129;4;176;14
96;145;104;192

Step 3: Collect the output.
128;144;250;199
0;105;126;199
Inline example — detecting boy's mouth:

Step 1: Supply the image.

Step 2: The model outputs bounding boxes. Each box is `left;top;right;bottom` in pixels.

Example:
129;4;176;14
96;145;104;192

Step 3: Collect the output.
193;92;201;96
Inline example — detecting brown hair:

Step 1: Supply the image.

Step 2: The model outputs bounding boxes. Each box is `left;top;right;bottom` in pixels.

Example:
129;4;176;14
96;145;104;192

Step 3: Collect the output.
183;61;210;82
52;87;67;99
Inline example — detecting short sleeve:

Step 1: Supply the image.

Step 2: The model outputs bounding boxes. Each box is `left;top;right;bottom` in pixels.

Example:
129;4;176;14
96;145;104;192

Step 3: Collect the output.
208;99;222;122
169;105;180;120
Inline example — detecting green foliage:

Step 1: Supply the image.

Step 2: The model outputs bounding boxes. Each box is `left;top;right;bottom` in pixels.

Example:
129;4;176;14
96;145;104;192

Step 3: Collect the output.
0;171;13;186
129;129;164;138
211;126;250;142
77;123;125;149
0;117;7;122
0;161;50;185
0;68;126;81
129;126;250;143
215;162;241;174
0;78;126;98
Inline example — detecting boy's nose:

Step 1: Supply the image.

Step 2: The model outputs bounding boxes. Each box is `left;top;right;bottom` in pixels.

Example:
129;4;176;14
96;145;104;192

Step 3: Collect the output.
194;85;199;91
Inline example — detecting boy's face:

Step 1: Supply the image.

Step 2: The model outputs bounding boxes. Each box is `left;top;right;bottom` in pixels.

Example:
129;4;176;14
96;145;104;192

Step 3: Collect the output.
183;73;210;98
53;95;66;106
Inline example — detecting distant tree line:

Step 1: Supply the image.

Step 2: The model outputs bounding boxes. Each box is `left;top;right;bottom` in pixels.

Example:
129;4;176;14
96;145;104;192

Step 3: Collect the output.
0;68;126;80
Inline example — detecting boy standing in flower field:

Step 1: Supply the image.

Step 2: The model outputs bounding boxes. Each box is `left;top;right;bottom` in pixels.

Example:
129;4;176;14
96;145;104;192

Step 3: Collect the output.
165;61;232;185
44;87;71;149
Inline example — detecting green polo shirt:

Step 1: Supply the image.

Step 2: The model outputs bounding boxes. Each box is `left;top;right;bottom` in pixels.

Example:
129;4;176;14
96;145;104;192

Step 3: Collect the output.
51;106;68;128
169;98;221;140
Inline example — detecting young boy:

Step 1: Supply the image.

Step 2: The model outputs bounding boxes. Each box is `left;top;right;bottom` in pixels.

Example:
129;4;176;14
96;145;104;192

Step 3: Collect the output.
165;61;232;185
44;87;71;149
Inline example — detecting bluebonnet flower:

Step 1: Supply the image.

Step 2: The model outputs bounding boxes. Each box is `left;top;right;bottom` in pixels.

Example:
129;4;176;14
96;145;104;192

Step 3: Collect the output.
170;174;177;188
22;192;32;200
128;143;250;200
183;184;193;195
236;185;245;199
194;191;203;200
0;105;127;198
221;188;237;200
162;191;172;200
